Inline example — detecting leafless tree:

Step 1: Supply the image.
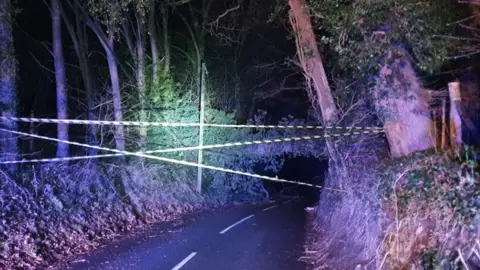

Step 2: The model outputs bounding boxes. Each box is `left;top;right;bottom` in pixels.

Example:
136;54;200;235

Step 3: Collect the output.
71;0;126;152
51;0;69;158
149;0;161;86
0;0;18;170
60;1;97;155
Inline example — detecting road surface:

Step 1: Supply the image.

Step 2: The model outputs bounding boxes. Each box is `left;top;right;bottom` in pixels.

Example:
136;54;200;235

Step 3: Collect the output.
56;197;308;270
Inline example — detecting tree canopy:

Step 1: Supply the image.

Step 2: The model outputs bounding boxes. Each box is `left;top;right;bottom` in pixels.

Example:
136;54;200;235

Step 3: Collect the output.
307;0;466;83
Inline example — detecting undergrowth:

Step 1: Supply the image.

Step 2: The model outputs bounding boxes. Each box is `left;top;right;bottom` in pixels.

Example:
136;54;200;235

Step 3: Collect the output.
377;147;480;269
304;147;480;270
0;160;258;269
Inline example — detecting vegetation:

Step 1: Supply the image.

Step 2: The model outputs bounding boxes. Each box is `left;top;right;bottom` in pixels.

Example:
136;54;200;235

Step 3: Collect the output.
307;0;465;84
295;0;480;269
1;0;479;269
0;161;223;269
0;0;312;268
302;148;480;269
377;148;480;269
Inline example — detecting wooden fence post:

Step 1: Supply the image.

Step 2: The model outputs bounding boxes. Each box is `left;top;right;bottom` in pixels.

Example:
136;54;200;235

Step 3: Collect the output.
441;99;447;149
448;82;462;148
430;110;437;150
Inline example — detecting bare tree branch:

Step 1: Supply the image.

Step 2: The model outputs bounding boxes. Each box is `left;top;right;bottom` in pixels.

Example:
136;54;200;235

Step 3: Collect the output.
209;4;240;27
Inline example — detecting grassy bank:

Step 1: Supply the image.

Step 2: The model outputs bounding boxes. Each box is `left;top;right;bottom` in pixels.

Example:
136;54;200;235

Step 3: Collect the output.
304;148;480;269
0;160;264;269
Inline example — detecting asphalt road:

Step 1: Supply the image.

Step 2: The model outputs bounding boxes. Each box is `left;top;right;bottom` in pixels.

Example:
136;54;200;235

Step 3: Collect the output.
56;197;308;270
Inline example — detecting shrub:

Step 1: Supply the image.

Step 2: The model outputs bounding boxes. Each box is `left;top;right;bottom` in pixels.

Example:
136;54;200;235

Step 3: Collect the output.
377;148;480;269
302;147;480;269
0;160;229;269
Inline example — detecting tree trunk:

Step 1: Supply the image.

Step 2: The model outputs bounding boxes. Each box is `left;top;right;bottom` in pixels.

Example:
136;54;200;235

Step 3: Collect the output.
136;12;147;146
288;0;345;176
0;0;18;168
149;0;160;86
81;30;97;155
61;1;97;155
288;0;338;125
76;10;96;155
373;50;434;157
105;37;126;152
188;1;210;91
76;0;125;152
288;1;380;268
159;2;170;74
51;0;69;158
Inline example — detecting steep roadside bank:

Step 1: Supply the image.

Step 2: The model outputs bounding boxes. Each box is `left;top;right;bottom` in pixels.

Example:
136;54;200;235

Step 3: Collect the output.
0;161;265;269
304;149;480;269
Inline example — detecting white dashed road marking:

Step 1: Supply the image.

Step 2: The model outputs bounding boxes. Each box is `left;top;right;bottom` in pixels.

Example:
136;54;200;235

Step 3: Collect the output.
171;252;197;270
262;205;277;211
219;214;255;234
283;200;291;204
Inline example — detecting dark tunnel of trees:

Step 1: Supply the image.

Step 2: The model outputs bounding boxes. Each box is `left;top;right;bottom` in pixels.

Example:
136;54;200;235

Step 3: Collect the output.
256;156;327;206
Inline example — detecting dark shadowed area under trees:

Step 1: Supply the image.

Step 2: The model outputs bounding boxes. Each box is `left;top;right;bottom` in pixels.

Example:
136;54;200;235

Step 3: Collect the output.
1;0;480;269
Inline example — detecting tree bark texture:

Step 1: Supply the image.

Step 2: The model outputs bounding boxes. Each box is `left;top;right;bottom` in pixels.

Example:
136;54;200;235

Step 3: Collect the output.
149;0;160;86
75;0;125;152
61;1;97;155
0;0;18;167
288;0;337;125
136;12;147;145
105;38;126;152
159;2;170;74
52;0;69;158
448;81;462;148
288;1;381;268
288;0;346;181
373;50;434;157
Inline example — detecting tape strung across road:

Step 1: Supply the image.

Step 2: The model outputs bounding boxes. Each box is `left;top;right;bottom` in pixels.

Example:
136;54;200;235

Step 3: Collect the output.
0;116;384;130
0;127;346;191
0;129;384;165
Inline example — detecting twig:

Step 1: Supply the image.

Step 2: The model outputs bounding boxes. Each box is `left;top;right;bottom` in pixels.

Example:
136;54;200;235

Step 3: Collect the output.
29;51;55;75
446;13;480;26
393;169;409;259
457;0;480;5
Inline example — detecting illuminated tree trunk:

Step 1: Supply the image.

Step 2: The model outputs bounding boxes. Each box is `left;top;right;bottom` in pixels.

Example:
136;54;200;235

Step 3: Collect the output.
136;12;147;145
0;0;18;167
77;0;126;152
288;0;338;124
105;38;126;152
52;0;69;158
288;1;374;267
149;0;160;86
77;17;97;155
287;0;345;176
159;2;170;73
61;1;96;155
373;50;434;157
121;10;147;146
